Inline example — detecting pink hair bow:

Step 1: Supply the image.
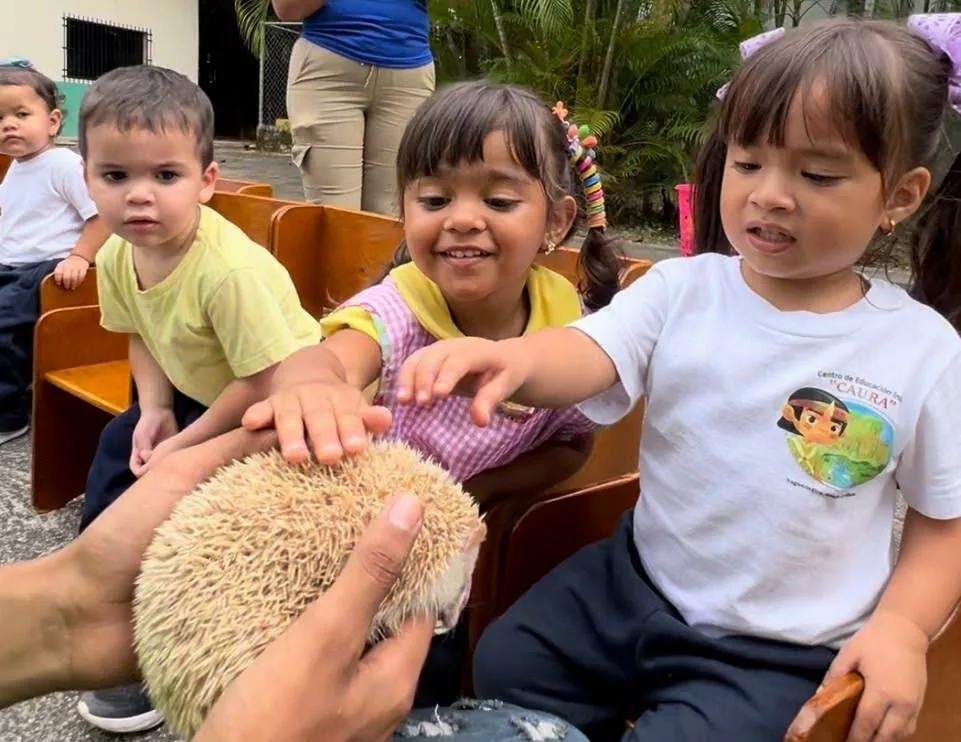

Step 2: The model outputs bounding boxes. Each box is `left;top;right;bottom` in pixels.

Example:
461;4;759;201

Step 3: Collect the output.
907;13;961;114
716;27;786;100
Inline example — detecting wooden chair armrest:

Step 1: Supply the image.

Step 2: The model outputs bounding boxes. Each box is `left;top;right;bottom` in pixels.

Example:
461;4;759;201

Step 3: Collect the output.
786;603;961;741
785;673;863;741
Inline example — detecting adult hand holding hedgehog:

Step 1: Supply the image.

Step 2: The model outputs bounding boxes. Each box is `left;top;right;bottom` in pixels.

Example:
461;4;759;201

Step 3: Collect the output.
0;427;433;741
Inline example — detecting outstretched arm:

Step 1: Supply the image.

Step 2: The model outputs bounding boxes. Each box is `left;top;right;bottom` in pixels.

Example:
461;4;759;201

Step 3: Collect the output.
398;327;618;427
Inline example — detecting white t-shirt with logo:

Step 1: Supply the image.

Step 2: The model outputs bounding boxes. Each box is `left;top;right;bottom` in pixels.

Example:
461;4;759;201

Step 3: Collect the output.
570;253;961;648
0;147;97;267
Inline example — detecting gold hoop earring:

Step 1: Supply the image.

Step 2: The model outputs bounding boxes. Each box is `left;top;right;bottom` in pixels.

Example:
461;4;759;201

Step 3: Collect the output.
543;239;556;255
882;218;897;235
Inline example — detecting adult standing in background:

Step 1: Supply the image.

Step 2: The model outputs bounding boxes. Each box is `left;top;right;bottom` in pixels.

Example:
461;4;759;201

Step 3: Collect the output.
273;0;435;216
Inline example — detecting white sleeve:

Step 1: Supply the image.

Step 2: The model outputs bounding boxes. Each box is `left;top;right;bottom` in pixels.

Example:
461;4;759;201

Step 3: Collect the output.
897;351;961;519
567;264;672;425
52;152;98;221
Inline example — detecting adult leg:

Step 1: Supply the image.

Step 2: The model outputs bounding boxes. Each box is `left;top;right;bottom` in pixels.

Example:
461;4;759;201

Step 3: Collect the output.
0;260;58;441
286;38;369;208
624;614;836;741
472;513;659;741
362;61;435;216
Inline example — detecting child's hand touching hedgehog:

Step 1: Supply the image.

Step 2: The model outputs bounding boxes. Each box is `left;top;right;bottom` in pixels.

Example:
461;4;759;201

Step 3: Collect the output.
132;440;485;739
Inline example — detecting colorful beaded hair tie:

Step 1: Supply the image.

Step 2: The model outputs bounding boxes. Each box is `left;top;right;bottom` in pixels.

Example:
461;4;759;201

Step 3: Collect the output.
552;101;607;231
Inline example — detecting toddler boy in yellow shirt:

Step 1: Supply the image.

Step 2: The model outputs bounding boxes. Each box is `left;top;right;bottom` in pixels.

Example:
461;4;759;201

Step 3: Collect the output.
72;65;320;733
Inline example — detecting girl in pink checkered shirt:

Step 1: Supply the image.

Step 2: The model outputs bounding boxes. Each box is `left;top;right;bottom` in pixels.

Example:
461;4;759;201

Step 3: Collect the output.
244;79;621;508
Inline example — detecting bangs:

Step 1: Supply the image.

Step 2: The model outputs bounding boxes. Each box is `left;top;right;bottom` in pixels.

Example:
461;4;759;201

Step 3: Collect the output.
396;81;550;188
718;22;904;176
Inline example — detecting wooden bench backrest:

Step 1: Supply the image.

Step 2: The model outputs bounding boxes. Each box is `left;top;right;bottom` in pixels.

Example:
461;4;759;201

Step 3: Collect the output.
214;177;273;197
504;473;640;609
207;191;302;250
271;203;404;318
0;153;10;182
39;267;100;314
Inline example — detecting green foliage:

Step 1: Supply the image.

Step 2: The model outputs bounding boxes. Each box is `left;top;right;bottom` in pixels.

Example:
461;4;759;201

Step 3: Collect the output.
432;0;753;225
234;0;276;57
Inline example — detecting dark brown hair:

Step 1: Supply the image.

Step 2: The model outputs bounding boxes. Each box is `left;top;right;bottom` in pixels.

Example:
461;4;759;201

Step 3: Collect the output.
380;79;621;311
0;66;63;135
78;65;215;167
692;19;961;329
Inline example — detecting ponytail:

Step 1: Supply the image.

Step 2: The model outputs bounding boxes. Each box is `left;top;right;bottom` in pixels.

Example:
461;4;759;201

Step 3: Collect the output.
577;227;622;311
693;127;732;256
910;150;961;331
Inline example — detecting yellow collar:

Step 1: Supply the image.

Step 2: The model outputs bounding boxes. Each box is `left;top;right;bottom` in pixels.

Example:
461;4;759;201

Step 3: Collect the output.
389;261;581;340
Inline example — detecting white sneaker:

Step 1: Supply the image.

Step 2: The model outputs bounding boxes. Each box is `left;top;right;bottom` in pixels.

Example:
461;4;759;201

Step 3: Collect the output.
0;424;28;446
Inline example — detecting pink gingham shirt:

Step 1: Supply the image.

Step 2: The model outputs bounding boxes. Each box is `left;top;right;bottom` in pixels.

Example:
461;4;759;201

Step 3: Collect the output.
334;277;596;483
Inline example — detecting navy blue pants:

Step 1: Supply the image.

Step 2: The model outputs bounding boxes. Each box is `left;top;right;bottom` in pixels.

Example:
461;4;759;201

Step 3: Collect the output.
473;513;837;742
80;392;207;531
0;259;59;432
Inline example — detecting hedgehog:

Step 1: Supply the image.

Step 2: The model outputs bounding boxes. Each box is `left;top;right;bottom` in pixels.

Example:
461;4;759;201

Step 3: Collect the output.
132;439;486;740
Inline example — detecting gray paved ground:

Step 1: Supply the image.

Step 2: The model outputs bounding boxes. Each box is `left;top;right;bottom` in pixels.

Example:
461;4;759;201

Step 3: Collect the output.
0;143;908;741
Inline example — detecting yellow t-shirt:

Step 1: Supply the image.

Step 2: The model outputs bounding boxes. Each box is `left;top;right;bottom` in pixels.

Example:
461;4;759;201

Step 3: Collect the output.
319;261;582;342
96;204;320;406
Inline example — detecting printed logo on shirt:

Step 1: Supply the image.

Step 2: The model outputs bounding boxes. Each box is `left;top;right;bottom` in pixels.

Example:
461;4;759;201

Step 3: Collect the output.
777;376;898;493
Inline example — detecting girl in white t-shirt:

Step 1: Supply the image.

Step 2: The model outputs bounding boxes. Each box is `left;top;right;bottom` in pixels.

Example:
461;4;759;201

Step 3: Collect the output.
0;60;108;445
394;16;961;742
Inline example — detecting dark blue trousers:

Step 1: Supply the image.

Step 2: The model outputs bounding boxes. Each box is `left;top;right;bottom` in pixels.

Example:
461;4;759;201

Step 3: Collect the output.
80;391;207;531
473;513;837;742
0;260;59;432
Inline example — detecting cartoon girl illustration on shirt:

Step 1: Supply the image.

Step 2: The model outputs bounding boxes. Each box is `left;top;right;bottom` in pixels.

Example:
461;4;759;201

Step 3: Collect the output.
777;386;892;490
778;388;850;445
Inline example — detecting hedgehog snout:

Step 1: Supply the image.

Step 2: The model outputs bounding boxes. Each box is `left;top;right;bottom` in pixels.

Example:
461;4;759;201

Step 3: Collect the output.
431;524;486;634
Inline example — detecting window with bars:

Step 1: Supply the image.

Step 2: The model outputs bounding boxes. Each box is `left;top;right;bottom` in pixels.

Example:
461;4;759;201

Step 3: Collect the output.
63;16;152;82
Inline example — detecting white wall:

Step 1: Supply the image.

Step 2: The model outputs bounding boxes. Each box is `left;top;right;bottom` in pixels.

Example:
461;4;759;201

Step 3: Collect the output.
0;0;198;82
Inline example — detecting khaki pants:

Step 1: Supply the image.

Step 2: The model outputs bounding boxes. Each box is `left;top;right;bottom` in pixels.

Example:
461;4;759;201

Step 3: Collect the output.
286;38;435;216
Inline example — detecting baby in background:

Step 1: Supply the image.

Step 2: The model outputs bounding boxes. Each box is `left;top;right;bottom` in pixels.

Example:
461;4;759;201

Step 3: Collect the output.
0;59;109;446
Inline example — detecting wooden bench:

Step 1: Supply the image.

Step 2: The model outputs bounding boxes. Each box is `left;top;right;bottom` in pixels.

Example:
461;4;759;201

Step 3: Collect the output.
270;203;405;317
32;306;127;512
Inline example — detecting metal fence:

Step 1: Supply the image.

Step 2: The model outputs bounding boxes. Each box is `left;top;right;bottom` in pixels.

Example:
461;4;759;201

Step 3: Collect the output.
259;21;301;128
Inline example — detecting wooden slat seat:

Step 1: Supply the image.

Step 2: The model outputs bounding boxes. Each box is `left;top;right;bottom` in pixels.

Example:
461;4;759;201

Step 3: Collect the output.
45;360;130;416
